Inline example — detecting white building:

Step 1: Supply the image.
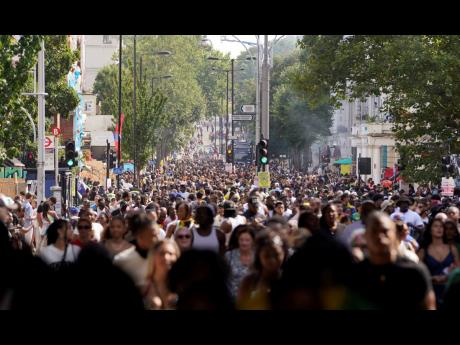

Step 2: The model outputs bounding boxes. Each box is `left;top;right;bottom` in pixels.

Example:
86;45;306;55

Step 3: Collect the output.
325;95;398;183
80;35;120;95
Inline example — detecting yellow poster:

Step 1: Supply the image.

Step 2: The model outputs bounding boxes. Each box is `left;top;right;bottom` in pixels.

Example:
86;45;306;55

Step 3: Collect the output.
340;164;351;175
258;171;271;188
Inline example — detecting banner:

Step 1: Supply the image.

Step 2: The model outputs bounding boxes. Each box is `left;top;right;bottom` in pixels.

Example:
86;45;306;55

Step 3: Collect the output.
114;113;125;157
340;164;351;175
258;171;271;188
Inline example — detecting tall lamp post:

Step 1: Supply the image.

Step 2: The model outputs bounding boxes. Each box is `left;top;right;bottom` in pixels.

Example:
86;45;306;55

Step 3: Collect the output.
151;74;173;93
117;35;122;189
132;43;172;186
208;56;254;165
133;35;137;187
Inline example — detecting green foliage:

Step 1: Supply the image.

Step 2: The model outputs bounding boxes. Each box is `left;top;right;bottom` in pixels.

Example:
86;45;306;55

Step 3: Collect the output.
43;35;80;118
0;35;42;162
229;36;334;168
94;35;228;167
296;35;460;183
0;35;81;163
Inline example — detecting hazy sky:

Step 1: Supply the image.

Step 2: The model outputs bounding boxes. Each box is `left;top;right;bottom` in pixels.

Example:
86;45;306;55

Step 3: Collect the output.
206;35;282;58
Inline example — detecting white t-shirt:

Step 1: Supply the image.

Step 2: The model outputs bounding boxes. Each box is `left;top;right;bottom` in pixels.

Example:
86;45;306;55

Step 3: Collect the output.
92;222;104;242
113;246;149;290
40;244;80;265
158;228;166;240
390;210;424;228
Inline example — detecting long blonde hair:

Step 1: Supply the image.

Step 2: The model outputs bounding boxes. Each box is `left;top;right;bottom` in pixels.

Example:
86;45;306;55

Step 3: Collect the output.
146;239;181;281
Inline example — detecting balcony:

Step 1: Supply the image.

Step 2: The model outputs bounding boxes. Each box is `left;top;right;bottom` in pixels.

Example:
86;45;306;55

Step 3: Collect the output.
366;123;393;136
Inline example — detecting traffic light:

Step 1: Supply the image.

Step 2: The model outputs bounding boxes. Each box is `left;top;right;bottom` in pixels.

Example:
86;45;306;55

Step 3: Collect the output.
65;140;77;167
258;139;269;166
226;144;233;163
109;150;117;169
24;151;36;168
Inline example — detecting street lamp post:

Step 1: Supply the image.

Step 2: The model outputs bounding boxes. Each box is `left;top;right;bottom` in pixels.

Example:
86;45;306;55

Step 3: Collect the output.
133;46;172;186
231;59;235;166
133;35;137;187
151;75;173;94
117;35;122;189
208;56;254;165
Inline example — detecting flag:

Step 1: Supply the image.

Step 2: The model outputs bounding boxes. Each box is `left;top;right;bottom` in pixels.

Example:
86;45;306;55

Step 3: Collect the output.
77;179;88;196
114;113;125;157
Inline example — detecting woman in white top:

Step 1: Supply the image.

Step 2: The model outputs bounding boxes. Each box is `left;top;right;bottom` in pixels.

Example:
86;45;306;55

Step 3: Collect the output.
39;219;80;269
37;201;59;252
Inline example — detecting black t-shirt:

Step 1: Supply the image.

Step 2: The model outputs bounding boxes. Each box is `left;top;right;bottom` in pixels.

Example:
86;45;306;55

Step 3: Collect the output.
351;257;432;310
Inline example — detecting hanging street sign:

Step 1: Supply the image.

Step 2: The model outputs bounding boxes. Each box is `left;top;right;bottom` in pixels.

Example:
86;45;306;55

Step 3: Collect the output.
44;136;54;149
232;114;253;121
241;104;255;113
51;127;61;136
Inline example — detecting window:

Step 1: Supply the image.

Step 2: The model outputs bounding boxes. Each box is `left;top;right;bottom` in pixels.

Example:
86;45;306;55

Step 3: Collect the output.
103;35;112;44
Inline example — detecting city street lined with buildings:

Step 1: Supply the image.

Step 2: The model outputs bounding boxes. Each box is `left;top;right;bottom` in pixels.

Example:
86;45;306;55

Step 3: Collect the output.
2;35;460;310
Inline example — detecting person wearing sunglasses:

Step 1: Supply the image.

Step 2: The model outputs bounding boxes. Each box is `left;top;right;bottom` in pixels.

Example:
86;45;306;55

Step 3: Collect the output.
174;227;193;252
71;217;94;248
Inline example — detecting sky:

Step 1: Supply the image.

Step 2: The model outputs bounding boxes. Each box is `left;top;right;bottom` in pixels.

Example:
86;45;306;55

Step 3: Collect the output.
206;35;282;58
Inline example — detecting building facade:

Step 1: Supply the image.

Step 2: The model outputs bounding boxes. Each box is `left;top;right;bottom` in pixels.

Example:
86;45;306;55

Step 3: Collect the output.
81;35;119;95
325;95;398;183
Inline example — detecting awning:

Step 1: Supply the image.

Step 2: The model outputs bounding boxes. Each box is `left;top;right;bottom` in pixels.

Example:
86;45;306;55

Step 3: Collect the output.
334;158;352;165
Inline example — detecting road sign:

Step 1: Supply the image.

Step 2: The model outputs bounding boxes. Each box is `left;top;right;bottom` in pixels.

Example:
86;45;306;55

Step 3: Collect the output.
44;136;54;149
228;135;237;140
241;104;255;113
258;171;270;188
232;114;253;121
45;148;54;171
52;127;61;136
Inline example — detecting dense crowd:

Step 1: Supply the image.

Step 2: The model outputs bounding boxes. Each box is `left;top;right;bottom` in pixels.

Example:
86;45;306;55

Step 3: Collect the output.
2;130;460;310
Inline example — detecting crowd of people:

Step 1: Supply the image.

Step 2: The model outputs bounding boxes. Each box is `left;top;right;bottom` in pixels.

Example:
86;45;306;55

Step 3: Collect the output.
2;129;460;310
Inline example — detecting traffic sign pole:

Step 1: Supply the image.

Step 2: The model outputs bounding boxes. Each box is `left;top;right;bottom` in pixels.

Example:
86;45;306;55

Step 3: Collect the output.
54;115;60;186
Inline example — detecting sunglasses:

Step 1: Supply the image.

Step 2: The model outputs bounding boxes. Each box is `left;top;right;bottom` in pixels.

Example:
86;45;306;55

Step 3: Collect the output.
177;234;191;239
78;225;91;230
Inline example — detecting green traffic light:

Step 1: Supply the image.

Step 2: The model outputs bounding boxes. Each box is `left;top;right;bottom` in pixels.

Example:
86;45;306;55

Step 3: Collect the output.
260;156;268;164
67;160;74;167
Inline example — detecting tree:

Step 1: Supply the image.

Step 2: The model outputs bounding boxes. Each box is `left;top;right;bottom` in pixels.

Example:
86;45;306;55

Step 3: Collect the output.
95;35;229;167
0;35;80;163
271;55;333;170
94;61;167;169
0;35;42;162
228;36;333;169
296;35;460;183
43;35;80;119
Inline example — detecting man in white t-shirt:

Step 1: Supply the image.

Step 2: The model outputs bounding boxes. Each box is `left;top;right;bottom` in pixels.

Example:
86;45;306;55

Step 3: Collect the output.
390;198;424;237
114;213;157;291
88;210;104;242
